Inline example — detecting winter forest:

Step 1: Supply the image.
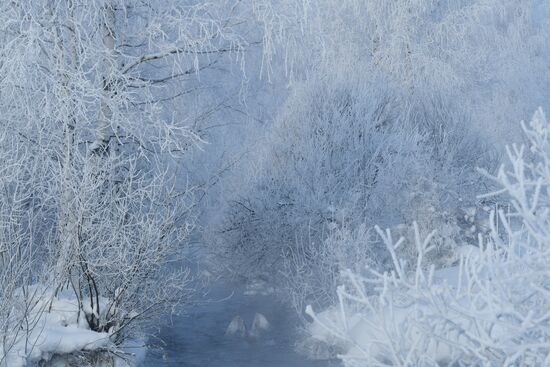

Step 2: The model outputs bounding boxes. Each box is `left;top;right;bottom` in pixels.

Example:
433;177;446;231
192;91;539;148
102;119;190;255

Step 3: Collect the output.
0;1;550;366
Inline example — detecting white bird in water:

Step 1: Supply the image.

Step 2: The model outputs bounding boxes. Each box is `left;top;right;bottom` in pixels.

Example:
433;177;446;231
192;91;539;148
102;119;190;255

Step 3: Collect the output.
225;313;270;339
225;315;247;337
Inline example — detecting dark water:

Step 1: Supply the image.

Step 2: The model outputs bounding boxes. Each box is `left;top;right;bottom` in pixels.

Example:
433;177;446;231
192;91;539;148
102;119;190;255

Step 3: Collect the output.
140;279;339;367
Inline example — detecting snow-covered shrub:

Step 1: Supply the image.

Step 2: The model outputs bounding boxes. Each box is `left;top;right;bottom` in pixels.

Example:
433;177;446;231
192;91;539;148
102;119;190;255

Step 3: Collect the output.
282;224;380;318
306;109;550;366
50;152;196;337
0;132;185;367
217;68;492;296
0;125;162;366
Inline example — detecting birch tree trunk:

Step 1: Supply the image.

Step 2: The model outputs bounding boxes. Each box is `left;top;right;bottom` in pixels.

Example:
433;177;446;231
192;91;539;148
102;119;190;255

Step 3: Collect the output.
54;0;79;291
92;0;116;155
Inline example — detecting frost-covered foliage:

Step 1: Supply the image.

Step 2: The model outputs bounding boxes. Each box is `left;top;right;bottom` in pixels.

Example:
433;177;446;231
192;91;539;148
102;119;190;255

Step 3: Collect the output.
0;132;55;366
217;69;492;296
298;0;550;137
305;109;550;366
0;0;295;364
212;0;550;313
282;224;380;317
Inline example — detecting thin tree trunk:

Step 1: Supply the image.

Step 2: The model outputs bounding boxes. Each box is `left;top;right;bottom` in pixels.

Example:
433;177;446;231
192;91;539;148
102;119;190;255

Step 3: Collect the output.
92;0;116;155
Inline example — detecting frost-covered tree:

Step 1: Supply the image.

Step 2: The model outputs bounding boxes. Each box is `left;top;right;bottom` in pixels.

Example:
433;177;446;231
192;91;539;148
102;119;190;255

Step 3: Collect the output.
0;0;298;362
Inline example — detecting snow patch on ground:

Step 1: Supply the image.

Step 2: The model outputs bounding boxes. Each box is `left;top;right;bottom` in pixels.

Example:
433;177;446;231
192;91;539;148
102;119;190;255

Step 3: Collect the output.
0;286;143;367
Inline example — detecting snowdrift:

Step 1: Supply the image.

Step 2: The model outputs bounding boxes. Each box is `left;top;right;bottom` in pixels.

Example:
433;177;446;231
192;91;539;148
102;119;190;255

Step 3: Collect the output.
0;287;143;367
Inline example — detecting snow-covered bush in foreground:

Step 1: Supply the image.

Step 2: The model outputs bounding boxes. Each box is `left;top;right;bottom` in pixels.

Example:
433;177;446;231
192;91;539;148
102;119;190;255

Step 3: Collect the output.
306;109;550;366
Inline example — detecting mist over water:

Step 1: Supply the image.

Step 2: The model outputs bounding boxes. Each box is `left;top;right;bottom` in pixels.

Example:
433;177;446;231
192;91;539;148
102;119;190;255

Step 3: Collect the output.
142;278;339;367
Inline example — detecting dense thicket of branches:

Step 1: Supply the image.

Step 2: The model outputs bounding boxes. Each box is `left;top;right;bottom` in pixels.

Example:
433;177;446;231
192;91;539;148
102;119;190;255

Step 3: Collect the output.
0;0;295;364
213;0;550;313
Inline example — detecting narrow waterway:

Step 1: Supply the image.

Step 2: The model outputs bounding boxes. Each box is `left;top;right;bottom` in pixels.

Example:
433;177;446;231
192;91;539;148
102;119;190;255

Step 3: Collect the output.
140;277;340;367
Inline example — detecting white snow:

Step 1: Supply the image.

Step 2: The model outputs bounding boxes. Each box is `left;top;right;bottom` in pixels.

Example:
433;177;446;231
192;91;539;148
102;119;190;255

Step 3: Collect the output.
0;287;138;367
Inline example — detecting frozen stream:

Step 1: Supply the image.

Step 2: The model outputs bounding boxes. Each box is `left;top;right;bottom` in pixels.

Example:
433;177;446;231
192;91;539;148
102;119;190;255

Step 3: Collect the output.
140;277;340;367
